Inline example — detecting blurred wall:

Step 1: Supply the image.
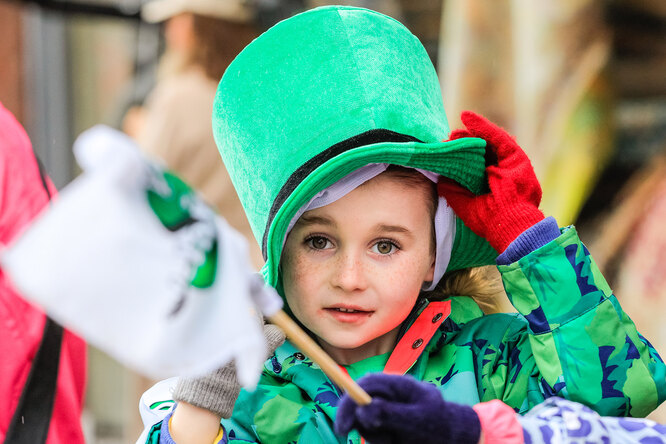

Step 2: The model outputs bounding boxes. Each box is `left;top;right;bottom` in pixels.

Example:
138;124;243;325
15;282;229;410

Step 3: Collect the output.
0;2;25;121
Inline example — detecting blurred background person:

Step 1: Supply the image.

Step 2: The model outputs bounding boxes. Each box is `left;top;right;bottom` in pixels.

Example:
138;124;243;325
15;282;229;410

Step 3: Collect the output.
124;0;263;269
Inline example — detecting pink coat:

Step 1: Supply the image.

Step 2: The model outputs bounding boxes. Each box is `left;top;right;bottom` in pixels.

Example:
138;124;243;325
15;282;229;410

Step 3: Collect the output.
0;102;87;444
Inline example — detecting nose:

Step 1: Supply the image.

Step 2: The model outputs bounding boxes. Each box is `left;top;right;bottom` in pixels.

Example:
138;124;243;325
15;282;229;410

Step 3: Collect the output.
331;249;367;293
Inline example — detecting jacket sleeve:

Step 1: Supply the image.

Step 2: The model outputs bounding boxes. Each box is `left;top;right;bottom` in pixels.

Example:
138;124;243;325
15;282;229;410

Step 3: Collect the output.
141;415;257;444
137;379;258;444
498;225;666;417
473;396;666;444
518;397;666;443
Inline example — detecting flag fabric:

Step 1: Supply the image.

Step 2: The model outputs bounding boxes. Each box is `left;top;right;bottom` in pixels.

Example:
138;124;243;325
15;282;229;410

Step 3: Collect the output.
1;126;282;387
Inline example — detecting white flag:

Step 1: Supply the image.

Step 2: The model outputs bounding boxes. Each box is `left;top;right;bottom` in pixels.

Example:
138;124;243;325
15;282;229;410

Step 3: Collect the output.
1;126;282;387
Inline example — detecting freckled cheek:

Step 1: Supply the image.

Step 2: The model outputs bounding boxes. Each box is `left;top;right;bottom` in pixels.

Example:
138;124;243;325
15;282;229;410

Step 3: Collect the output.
379;257;430;290
285;255;323;288
375;258;427;316
282;253;328;315
381;291;418;331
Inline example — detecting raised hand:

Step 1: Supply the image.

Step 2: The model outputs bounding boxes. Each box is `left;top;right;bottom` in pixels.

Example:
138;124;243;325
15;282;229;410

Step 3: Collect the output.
172;323;285;417
438;111;544;253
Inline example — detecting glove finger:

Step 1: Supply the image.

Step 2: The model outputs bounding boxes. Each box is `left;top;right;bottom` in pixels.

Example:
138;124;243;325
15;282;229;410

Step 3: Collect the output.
356;399;386;429
504;161;542;204
460;111;526;168
437;178;476;206
355;374;406;402
485;164;515;192
493;144;534;175
357;374;431;404
357;399;445;441
336;395;397;443
486;162;541;206
459;111;508;146
263;324;286;354
438;178;488;230
353;399;406;444
334;393;360;435
446;128;474;141
357;398;429;428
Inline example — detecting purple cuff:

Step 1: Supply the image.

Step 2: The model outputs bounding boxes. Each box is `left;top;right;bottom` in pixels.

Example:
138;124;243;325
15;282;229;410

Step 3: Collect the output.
159;411;176;444
496;217;560;265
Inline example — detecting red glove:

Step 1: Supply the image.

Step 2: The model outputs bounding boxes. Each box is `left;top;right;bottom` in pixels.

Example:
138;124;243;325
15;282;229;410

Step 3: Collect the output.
439;111;544;253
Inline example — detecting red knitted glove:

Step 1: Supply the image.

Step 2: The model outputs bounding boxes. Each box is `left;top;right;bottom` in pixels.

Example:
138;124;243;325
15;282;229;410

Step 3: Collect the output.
439;111;544;253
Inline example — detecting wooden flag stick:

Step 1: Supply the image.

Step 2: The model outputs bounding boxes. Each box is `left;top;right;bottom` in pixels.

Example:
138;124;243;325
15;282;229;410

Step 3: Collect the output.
268;309;372;406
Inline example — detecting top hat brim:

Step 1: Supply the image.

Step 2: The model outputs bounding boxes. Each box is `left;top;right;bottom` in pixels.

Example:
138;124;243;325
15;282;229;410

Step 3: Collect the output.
260;135;497;288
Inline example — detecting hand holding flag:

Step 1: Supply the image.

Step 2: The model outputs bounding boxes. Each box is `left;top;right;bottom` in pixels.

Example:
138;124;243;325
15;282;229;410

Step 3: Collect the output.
1;126;371;404
1;126;279;387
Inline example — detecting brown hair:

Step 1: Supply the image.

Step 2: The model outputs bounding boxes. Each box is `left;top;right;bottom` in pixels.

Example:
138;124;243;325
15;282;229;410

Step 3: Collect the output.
190;14;259;81
433;266;509;314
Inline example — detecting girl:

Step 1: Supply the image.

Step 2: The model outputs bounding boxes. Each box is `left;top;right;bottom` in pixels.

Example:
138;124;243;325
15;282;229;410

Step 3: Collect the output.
139;5;665;443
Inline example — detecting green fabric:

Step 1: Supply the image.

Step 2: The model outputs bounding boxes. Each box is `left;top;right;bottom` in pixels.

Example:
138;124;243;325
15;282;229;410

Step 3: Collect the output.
143;228;666;443
218;228;665;442
212;5;497;289
344;352;390;381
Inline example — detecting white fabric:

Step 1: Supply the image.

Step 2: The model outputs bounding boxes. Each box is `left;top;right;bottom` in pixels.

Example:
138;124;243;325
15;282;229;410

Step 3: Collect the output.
429;195;456;291
1;126;282;387
286;163;389;235
136;377;178;444
285;164;455;291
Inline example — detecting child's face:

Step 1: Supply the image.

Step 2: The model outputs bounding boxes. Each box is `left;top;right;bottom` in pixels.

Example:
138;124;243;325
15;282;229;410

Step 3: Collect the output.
281;172;436;365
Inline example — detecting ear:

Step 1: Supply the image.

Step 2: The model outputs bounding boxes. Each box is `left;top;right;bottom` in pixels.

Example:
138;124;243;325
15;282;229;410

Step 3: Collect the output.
425;254;436;283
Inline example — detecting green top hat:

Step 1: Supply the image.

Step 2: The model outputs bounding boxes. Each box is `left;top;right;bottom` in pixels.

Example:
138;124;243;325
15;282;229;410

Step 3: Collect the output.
213;5;497;289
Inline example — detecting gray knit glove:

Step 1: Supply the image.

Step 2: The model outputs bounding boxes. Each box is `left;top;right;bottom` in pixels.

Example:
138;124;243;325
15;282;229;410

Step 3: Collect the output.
172;323;286;417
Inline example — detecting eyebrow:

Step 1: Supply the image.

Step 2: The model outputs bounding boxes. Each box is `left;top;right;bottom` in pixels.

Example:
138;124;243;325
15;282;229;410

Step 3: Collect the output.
295;214;336;227
295;216;413;237
375;224;412;236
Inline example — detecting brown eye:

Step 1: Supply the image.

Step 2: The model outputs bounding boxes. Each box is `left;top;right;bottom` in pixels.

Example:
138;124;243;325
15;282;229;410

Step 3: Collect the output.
374;241;396;255
308;236;330;250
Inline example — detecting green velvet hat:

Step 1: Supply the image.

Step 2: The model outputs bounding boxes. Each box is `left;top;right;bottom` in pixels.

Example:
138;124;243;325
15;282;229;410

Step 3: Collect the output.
212;5;497;288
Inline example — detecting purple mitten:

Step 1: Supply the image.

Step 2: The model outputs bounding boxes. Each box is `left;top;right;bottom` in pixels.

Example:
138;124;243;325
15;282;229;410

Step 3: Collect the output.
335;373;481;444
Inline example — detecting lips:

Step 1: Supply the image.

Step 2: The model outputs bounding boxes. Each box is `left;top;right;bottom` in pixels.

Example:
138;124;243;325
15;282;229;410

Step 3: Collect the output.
335;307;361;313
324;306;372;323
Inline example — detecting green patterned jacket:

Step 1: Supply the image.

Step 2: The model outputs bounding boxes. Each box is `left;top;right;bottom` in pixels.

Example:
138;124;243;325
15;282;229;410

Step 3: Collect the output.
143;226;666;443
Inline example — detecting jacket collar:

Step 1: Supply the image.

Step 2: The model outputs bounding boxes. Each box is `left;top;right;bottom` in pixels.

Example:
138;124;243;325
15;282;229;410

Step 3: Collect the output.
264;296;485;408
384;299;451;374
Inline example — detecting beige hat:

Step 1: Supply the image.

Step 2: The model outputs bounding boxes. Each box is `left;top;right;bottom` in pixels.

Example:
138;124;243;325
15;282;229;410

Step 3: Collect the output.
142;0;254;23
